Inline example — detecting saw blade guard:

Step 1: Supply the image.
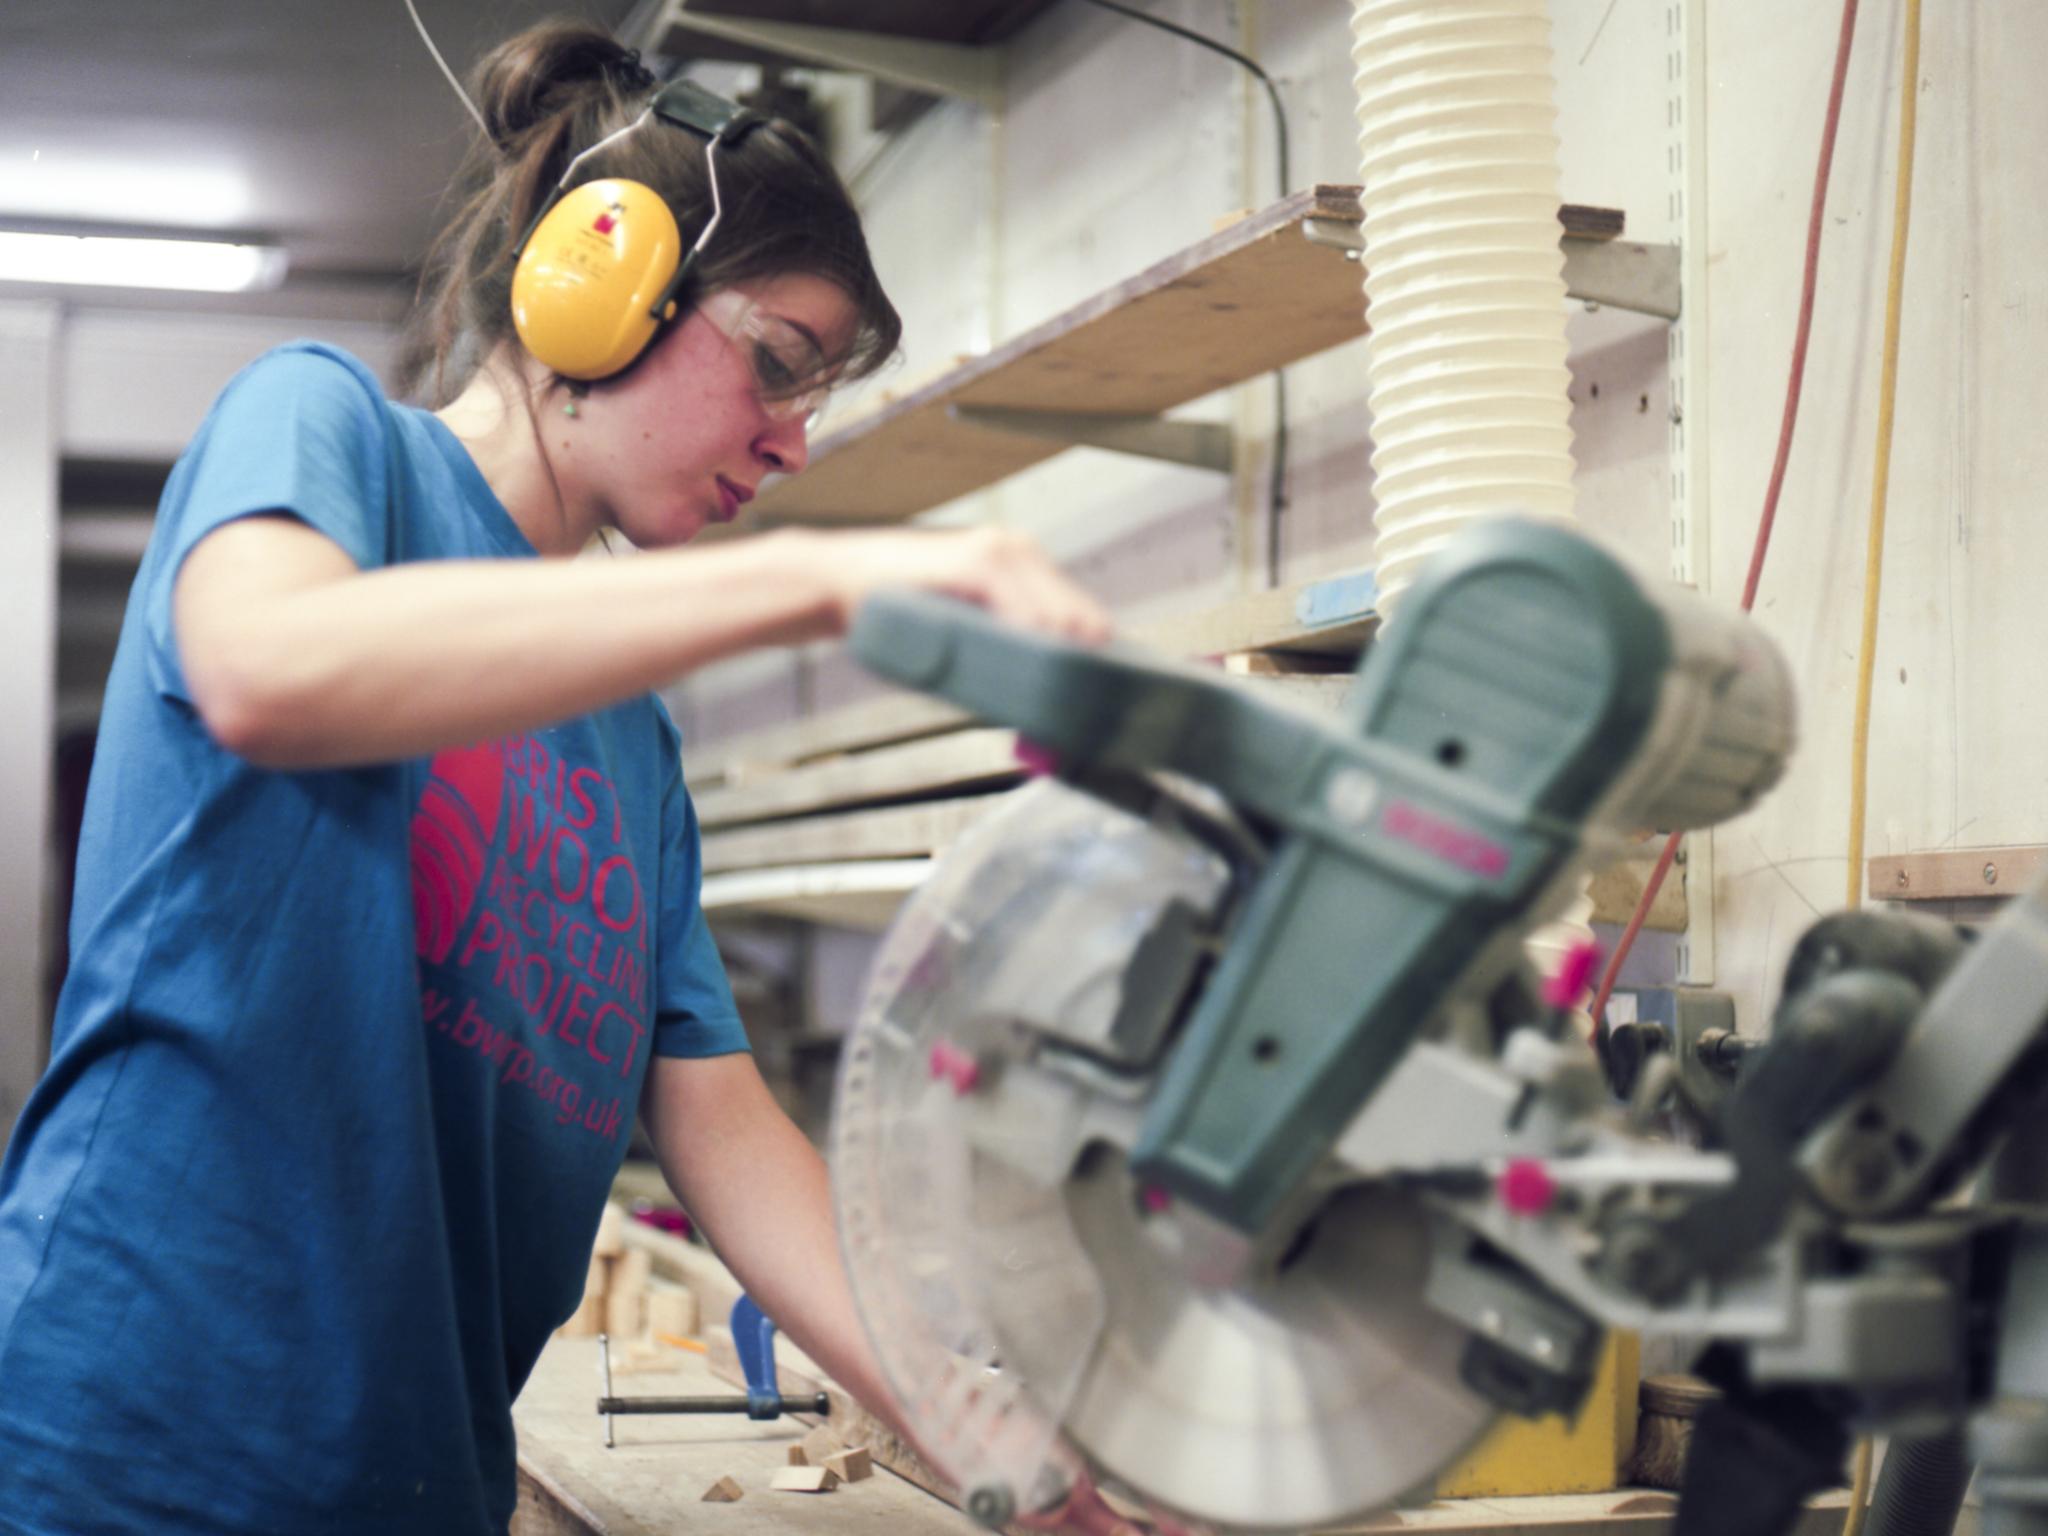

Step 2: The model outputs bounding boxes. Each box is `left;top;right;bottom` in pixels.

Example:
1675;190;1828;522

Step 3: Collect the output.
832;778;1233;1524
831;778;1502;1532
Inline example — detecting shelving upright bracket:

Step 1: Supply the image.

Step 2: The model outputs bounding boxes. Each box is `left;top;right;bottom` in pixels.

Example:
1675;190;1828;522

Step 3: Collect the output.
1301;219;1682;321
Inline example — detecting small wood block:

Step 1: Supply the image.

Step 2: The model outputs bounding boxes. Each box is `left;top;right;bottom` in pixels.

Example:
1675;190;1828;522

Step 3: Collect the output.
582;1254;610;1302
646;1284;699;1340
604;1292;643;1343
770;1466;840;1493
701;1475;744;1503
800;1426;844;1465
823;1447;872;1483
786;1445;810;1467
593;1202;626;1258
1611;1492;1680;1514
613;1341;671;1374
613;1246;653;1295
556;1293;606;1338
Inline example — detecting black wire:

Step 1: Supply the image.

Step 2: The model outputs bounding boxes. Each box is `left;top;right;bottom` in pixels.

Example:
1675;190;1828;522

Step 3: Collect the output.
1077;0;1292;584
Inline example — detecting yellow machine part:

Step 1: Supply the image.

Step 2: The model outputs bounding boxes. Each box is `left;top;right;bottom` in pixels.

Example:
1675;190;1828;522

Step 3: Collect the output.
1434;1331;1640;1499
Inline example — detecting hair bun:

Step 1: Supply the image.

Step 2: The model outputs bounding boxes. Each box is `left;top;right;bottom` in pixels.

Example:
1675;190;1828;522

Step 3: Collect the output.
610;47;657;93
472;21;647;147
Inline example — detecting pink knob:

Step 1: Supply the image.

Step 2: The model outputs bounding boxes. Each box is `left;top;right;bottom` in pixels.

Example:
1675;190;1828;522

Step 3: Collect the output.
928;1041;982;1095
1543;939;1604;1010
1497;1158;1558;1216
1014;739;1061;778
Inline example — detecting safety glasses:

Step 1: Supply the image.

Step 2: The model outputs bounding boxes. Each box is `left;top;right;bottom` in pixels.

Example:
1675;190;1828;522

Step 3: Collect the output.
696;288;837;427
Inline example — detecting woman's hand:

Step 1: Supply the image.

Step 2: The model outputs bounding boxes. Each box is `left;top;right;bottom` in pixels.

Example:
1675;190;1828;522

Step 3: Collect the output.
791;526;1112;645
1023;1468;1199;1536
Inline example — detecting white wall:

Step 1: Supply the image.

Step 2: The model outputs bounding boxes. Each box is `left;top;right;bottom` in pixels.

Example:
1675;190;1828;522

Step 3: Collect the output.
1702;1;2048;1026
61;309;402;459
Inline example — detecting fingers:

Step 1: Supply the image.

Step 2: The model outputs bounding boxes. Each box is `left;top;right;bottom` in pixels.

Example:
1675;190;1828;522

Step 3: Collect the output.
963;528;1111;644
821;526;1113;644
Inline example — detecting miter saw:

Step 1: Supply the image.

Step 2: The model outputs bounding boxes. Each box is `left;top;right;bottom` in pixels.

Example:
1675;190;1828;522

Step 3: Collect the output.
830;519;2048;1536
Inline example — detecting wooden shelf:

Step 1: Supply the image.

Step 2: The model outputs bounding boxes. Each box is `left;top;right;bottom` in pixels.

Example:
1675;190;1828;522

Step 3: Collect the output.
699;857;933;929
737;188;1629;527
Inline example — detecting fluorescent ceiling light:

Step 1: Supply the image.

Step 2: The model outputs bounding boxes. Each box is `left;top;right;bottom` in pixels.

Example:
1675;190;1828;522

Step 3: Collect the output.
0;230;287;292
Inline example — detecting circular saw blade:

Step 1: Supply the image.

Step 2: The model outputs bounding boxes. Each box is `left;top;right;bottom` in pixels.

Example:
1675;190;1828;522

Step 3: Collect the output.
1062;1158;1497;1531
832;780;1497;1532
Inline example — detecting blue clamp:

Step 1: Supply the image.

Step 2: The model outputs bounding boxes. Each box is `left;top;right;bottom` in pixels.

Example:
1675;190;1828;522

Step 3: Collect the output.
730;1294;786;1421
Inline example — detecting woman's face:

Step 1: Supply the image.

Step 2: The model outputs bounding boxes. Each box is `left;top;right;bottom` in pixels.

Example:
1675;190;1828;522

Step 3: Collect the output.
560;271;860;548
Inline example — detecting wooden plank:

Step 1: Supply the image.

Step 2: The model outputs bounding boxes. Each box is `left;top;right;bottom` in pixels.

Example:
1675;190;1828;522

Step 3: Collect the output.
703;796;999;874
1589;849;1689;933
687;691;968;785
1869;845;2047;901
696;728;1020;829
700;860;933;931
743;190;1622;525
1130;581;1377;659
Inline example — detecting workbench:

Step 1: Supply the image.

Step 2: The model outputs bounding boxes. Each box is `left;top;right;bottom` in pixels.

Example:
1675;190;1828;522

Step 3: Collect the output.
510;1325;1858;1536
511;1336;966;1535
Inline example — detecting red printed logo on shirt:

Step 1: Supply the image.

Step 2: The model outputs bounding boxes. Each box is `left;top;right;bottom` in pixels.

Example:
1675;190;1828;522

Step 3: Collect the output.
411;741;506;963
412;734;652;1144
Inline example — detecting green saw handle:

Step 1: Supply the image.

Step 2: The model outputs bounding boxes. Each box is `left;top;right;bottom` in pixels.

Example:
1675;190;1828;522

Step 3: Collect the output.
849;522;1794;1234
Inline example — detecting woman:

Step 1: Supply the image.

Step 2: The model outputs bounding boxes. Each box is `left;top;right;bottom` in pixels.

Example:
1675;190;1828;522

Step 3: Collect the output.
0;22;1112;1535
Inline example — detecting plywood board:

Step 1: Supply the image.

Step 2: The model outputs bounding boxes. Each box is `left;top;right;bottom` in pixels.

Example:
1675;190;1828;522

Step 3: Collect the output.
700;860;933;931
1132;583;1376;660
695;728;1019;829
744;191;1620;525
687;692;968;785
702;796;998;874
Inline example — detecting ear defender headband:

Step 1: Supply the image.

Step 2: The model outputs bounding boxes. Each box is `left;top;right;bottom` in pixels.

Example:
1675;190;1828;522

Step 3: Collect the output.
509;79;765;382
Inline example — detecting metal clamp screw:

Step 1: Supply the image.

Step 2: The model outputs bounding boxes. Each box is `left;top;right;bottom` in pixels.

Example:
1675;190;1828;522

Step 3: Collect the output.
967;1484;1016;1529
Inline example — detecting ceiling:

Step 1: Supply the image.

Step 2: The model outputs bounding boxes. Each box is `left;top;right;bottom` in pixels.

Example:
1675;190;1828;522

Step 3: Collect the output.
0;0;1063;316
0;0;645;303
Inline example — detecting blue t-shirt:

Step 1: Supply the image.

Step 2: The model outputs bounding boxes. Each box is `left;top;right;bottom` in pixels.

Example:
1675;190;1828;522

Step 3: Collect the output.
0;344;748;1534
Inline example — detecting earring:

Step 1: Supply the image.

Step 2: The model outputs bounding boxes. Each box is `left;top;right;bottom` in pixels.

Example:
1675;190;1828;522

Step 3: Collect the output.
563;398;580;419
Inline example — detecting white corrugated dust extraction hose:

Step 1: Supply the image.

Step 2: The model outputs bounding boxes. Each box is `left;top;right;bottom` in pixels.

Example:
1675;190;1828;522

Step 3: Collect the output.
1350;0;1594;985
1351;0;1578;616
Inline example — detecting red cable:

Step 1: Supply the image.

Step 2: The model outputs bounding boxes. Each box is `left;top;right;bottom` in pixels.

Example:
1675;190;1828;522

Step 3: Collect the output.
1591;0;1861;1042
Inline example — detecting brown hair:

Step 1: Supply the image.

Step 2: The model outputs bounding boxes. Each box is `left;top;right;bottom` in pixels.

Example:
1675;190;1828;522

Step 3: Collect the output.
401;21;900;406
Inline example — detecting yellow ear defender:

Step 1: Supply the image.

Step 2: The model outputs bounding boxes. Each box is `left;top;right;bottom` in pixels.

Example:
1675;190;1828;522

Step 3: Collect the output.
510;79;763;382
